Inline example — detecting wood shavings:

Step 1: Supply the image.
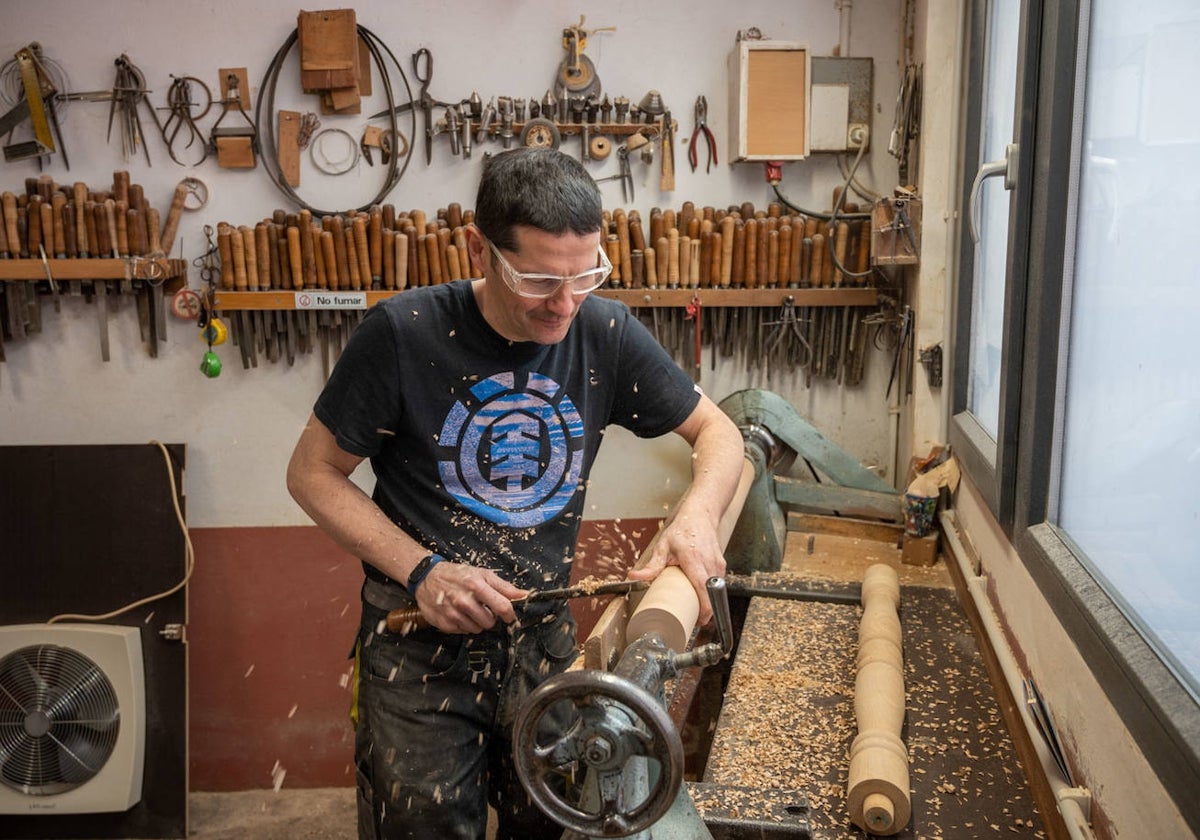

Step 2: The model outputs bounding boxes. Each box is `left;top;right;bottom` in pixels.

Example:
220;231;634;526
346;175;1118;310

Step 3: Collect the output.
699;587;1047;837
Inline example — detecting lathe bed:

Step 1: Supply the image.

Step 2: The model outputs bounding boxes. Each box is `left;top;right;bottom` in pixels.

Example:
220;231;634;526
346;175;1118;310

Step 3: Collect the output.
673;517;1052;839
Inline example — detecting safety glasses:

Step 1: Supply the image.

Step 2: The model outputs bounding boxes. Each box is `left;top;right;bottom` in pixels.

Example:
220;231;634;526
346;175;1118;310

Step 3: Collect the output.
487;240;612;298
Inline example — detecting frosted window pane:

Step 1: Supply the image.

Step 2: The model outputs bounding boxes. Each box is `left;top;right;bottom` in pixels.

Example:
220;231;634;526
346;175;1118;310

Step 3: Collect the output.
967;1;1020;439
1058;0;1200;695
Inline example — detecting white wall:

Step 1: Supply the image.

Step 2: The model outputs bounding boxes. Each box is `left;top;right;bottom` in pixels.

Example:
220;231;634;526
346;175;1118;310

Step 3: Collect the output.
0;0;903;527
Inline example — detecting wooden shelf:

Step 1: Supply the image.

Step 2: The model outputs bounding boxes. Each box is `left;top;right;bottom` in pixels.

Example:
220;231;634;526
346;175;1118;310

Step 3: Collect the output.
0;257;186;282
208;286;879;311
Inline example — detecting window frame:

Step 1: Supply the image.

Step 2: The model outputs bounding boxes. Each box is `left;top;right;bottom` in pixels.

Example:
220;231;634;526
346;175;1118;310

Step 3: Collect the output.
949;0;1042;531
953;0;1200;822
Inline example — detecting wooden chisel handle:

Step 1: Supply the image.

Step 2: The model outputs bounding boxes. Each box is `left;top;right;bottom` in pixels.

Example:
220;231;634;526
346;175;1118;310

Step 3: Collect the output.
241;226;259;291
446;243;463;281
810;233;826;288
216;223;235;290
644;246;657;288
115;200;129;257
72;184;88;255
27;197;42;258
3;193;20;257
286;225;303;290
311;227;327;289
767;229;780;287
83;202;99;262
679;235;692;288
40;201;55;258
145;208;162;256
606;235;623;287
353;216;371;289
330;216;349;291
345;229;362;290
113;170;130;205
128;208;146;257
834;221;849;286
230;225;249;291
256;223;272;291
159;181;189;257
707;233;719;289
51;195;66;257
423;230;442;286
394;232;409;290
779;223;793;286
92;203;110;261
719;216;735;287
382;229;396;289
655;236;670;289
318;230;337;292
730;220;745;288
615;209;632;288
60;201;75;258
666;228;679;288
628;210;647;253
437;227;452;283
103;199;119;258
743;219;758;289
368;208;383;285
299;212;317;289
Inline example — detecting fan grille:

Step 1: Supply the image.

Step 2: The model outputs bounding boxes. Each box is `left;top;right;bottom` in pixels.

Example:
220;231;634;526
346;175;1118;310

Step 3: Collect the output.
0;643;121;795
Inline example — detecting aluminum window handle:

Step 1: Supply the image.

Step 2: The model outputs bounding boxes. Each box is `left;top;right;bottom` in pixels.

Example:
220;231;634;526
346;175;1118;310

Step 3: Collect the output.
969;142;1019;243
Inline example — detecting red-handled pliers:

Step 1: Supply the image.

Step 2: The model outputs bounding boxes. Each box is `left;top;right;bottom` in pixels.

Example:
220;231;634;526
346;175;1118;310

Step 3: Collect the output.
688;95;717;173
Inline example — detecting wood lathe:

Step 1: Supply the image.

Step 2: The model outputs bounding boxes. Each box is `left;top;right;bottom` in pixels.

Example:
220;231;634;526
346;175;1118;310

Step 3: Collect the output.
510;388;1060;839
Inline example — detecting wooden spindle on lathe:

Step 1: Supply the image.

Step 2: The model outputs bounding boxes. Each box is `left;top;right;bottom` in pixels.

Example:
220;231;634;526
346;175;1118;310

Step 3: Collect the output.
847;563;911;836
622;459;756;655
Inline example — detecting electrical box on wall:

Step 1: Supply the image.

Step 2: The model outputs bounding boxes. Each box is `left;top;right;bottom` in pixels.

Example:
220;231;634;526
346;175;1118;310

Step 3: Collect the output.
810;56;874;153
728;39;810;161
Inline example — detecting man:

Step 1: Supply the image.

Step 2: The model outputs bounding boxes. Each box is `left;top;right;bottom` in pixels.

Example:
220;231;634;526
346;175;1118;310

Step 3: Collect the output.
287;147;746;839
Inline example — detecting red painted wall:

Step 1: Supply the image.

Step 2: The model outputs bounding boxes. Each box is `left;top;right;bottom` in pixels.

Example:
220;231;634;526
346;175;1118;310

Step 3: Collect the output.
187;519;659;791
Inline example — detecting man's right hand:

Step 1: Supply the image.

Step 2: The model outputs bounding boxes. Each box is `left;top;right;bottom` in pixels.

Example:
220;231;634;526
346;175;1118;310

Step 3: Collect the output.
414;561;528;634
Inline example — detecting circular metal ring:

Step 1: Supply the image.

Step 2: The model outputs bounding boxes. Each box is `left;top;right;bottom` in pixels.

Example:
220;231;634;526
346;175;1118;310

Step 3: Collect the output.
181;177;209;210
309;127;360;175
520;117;561;150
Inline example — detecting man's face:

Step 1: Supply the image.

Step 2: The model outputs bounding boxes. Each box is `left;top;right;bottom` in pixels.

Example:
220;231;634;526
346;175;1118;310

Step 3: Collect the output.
473;225;604;345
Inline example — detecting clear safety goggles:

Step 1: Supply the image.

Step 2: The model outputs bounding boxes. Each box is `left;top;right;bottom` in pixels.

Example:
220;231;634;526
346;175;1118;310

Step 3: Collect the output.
488;240;612;298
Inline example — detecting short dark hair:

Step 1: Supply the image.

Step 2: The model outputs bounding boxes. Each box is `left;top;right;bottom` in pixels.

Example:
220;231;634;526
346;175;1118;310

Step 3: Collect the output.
473;148;603;253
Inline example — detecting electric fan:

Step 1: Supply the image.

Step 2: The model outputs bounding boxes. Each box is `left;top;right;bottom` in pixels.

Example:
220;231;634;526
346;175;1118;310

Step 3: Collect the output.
0;624;146;814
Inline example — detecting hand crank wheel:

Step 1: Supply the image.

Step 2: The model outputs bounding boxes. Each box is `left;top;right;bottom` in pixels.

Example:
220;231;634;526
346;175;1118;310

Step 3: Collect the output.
513;670;682;837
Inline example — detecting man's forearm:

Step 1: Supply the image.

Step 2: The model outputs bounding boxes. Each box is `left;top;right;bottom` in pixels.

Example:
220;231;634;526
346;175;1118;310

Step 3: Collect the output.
289;463;426;585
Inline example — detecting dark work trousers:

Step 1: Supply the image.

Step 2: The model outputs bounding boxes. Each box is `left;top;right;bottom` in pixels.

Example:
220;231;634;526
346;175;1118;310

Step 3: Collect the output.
354;583;579;840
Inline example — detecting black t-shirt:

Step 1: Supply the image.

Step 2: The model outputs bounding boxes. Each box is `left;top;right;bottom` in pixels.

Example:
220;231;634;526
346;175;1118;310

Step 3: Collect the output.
313;280;700;590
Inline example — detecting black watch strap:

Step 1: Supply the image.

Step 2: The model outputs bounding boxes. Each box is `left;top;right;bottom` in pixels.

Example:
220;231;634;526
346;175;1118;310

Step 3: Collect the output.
406;553;444;593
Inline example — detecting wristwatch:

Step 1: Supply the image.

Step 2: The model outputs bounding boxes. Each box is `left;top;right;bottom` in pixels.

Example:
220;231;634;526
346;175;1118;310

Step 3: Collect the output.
406;553;444;593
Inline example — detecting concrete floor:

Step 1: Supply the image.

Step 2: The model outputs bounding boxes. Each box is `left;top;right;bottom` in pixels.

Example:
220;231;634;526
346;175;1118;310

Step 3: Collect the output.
187;788;499;839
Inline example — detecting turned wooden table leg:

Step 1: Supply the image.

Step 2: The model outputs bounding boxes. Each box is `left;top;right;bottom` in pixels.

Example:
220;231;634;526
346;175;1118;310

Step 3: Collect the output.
848;563;912;835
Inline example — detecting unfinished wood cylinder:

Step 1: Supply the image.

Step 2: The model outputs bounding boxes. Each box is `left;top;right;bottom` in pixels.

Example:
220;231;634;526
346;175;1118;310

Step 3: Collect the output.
847;563;911;835
625;567;698;654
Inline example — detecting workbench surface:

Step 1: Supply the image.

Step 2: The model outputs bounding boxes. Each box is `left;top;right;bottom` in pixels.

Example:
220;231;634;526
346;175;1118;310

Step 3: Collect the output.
698;526;1049;839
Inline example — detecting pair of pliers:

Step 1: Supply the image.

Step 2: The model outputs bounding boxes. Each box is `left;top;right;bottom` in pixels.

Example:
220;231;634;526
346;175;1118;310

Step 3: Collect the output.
688;95;717;174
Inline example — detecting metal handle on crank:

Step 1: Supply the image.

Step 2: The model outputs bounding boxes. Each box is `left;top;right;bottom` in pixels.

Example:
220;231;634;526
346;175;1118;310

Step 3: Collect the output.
672;577;733;669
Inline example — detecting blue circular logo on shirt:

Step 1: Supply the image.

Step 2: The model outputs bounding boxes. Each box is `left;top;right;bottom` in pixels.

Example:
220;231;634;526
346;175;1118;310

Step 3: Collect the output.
438;372;583;527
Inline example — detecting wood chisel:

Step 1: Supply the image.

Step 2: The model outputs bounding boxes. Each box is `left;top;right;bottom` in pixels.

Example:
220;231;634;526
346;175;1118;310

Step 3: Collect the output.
385;578;649;633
